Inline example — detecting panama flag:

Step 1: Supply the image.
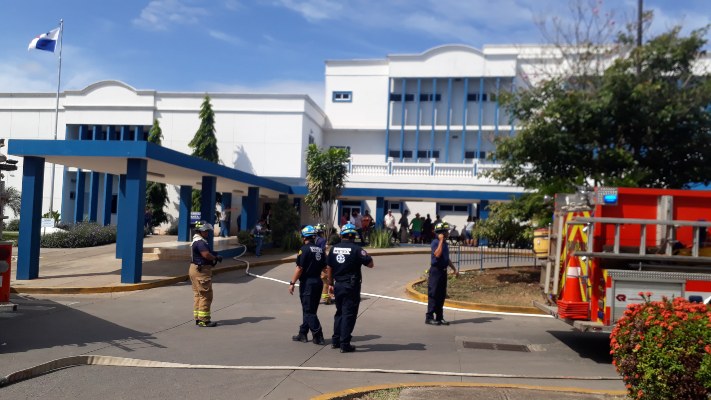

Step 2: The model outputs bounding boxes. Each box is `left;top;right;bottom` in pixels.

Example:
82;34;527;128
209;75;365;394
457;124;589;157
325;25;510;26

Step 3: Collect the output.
28;27;60;52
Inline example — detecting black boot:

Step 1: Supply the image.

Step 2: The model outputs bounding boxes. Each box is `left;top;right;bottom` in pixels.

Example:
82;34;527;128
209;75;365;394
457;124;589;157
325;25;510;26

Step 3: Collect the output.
312;331;325;345
292;333;309;343
340;344;356;353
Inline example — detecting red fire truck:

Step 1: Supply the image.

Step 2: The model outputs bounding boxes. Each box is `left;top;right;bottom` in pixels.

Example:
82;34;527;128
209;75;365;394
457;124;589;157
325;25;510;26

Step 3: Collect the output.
535;187;711;332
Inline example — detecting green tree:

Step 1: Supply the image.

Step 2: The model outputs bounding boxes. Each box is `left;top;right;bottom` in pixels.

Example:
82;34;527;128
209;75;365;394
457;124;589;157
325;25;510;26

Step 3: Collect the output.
188;95;220;211
3;186;21;217
492;26;711;192
145;119;169;227
270;197;300;247
304;144;349;237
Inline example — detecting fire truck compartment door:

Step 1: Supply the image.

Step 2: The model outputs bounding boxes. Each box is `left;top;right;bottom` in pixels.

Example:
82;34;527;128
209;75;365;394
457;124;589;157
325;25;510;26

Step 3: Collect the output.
611;279;683;323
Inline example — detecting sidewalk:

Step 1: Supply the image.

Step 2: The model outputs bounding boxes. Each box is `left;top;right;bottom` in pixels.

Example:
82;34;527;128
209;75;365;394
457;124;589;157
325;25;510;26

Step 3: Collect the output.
8;235;430;294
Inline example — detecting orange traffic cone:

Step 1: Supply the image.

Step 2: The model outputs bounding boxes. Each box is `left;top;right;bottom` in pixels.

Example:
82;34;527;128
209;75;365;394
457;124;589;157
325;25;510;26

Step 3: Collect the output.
558;255;589;320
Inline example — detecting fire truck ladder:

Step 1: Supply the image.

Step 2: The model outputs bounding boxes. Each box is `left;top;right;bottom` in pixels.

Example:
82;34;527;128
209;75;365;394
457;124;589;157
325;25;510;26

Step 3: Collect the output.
568;217;711;266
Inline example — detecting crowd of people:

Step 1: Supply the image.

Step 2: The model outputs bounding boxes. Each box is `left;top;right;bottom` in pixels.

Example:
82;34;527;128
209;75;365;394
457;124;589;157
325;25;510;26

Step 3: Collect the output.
381;209;479;246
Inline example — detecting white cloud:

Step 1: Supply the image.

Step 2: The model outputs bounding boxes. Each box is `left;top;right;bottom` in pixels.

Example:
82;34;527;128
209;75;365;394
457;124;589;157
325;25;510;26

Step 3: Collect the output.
204;79;325;108
274;0;344;22
133;0;209;31
208;29;244;45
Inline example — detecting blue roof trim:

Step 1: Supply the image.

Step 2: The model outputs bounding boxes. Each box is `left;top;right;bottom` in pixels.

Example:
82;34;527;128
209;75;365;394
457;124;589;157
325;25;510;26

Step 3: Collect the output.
8;139;290;193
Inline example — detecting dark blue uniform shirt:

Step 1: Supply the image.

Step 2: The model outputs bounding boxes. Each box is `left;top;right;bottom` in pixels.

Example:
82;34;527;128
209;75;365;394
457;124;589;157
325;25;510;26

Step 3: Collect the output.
296;242;326;280
191;238;214;265
328;240;373;282
430;238;450;269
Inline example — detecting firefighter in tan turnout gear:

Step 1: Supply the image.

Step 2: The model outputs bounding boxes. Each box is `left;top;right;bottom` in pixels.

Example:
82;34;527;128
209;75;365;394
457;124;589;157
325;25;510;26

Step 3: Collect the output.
189;221;222;327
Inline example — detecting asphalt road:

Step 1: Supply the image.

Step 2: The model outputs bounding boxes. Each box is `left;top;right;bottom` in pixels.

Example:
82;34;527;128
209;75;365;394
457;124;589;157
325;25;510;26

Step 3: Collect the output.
0;254;624;399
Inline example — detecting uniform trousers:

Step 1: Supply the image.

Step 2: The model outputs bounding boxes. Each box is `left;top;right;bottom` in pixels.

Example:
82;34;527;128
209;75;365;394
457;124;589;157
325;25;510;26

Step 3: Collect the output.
189;263;213;321
332;280;361;347
298;277;324;335
426;267;447;321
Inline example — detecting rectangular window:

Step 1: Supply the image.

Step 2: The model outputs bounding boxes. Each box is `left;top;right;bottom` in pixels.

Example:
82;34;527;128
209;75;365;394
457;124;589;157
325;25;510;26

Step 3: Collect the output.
438;204;469;213
389;93;401;102
404;94;414;102
389;202;401;211
454;205;469;212
388;150;413;158
465;151;487;159
332;91;352;102
467;93;488;102
417;150;440;159
439;204;453;212
419;93;442;102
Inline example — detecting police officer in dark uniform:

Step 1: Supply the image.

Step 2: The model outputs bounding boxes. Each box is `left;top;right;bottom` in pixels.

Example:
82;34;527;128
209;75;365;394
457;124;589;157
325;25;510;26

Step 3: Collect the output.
426;221;459;326
326;223;374;353
190;221;223;327
288;225;327;345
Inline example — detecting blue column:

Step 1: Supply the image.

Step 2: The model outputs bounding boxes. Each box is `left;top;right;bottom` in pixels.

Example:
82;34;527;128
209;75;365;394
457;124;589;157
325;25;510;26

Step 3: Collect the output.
178;185;192;242
414;78;421;160
375;197;385;228
399;78;407;161
115;174;126;258
134;125;143;142
445;78;453;162
430;78;437;159
102;174;113;226
120;158;147;284
461;78;469;161
88;171;100;222
494;77;501;138
384;78;392;162
477;200;490;246
241;187;259;232
74;169;85;223
221;192;233;235
509;78;516;137
200;176;217;248
477;77;484;160
120;125;129;141
16;157;45;280
92;125;100;140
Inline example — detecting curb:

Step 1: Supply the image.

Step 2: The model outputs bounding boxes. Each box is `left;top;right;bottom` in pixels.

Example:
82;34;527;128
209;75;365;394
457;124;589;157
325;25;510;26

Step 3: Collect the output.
311;382;626;400
404;274;546;315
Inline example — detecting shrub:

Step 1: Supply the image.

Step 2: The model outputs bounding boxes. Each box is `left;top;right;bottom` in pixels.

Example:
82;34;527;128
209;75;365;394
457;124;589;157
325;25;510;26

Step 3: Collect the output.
270;197;300;247
5;219;19;231
610;293;711;400
40;223;117;248
369;228;393;248
281;231;302;251
237;230;255;252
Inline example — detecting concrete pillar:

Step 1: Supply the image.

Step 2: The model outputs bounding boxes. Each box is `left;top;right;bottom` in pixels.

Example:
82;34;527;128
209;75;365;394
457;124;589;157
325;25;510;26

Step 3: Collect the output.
16;156;45;280
241;187;259;232
375;197;385;228
102;174;113;226
200;176;217;248
115;174;126;258
120;158;147;284
88;171;100;222
178;185;192;242
74;169;85;223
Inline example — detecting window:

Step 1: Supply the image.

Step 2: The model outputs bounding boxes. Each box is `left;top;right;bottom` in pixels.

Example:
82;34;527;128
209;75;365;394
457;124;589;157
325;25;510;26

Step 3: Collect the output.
388;202;401;211
467;93;488;102
332;91;352;102
438;204;469;213
308;135;315;145
417;150;440;159
419;93;441;102
388;150;413;158
465;151;487;159
390;93;417;102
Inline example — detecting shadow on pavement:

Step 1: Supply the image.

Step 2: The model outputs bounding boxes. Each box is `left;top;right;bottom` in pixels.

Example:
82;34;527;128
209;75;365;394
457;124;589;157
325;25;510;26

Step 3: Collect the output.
547;330;613;364
450;317;501;325
0;297;163;355
215;316;275;326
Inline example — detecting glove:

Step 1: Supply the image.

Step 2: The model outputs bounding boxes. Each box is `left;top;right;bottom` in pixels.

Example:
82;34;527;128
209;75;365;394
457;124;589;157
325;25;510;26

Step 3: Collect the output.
216;255;223;263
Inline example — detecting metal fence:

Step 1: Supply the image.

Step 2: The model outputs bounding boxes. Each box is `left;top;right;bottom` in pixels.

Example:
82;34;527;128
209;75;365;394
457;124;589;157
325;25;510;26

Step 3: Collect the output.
451;245;538;271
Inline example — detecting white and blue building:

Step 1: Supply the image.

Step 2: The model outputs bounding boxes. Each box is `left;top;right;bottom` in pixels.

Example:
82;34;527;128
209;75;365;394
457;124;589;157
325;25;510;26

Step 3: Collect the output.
2;44;567;282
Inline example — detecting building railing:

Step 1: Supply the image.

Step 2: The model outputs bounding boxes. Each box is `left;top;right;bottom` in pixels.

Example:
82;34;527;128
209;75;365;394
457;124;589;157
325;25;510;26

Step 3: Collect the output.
348;157;503;178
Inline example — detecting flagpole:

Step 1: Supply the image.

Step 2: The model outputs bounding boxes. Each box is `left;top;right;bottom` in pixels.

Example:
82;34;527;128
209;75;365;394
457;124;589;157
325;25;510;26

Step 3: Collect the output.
48;19;63;218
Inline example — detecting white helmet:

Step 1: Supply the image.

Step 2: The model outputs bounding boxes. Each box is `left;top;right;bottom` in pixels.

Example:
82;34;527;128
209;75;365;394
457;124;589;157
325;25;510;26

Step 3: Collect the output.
195;221;214;232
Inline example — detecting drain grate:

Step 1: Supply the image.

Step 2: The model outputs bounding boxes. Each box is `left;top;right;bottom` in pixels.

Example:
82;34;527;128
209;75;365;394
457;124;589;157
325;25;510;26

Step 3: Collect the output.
462;341;530;352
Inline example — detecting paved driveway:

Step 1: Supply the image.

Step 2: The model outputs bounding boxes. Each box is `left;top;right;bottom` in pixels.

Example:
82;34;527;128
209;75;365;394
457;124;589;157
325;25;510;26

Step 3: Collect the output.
0;254;623;399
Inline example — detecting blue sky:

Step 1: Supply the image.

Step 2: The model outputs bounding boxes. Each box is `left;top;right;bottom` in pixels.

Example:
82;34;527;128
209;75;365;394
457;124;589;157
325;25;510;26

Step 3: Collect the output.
2;0;709;107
